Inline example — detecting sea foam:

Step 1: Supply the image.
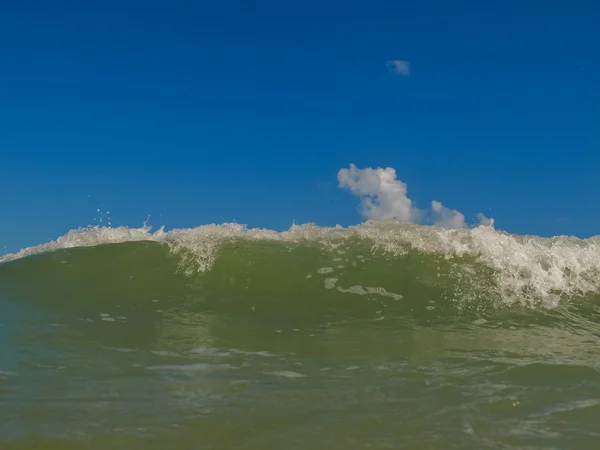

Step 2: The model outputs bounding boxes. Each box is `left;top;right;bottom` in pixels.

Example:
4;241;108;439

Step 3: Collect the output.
1;221;599;308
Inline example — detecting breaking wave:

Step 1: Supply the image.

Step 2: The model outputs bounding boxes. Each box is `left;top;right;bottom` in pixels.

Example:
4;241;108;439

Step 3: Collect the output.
1;221;599;309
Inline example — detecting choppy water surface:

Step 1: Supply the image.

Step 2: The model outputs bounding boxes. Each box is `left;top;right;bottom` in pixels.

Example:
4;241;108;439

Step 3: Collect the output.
1;222;600;449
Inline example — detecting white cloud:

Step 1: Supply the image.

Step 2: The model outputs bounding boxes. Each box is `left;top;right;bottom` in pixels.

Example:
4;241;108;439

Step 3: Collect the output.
431;200;466;229
337;164;416;222
338;164;494;229
476;212;494;227
386;59;410;76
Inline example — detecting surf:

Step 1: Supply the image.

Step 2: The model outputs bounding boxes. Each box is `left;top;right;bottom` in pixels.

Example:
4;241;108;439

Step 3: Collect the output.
2;221;600;448
1;221;599;309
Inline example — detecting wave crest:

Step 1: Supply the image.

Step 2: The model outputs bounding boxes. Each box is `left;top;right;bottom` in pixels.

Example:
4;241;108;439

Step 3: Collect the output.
1;221;599;308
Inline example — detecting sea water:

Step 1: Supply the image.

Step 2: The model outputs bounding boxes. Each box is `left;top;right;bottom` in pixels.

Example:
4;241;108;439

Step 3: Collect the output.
1;221;600;449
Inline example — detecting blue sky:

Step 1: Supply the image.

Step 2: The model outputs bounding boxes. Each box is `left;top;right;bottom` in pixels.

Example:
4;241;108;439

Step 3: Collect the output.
1;0;598;252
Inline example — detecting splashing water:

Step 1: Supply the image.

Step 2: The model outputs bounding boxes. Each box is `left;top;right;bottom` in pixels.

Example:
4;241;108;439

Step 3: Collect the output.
1;220;599;307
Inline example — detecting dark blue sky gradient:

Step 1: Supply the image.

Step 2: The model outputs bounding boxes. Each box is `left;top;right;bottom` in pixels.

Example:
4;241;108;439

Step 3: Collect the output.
1;0;598;252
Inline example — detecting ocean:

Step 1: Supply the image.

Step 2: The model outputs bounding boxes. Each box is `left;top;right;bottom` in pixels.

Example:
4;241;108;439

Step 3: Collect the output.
1;221;600;449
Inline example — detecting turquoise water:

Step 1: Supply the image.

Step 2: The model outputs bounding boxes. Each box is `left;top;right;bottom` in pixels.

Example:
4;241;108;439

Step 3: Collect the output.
1;222;600;449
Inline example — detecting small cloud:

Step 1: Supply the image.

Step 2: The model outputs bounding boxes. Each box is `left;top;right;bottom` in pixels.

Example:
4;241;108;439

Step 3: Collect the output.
337;164;416;222
386;59;410;76
431;200;466;229
338;164;495;230
476;213;494;227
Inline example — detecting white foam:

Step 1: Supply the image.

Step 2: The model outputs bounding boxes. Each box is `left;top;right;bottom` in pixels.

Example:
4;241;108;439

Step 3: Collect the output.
102;346;136;352
324;278;338;289
230;349;276;357
148;363;227;372
1;221;599;307
263;370;306;378
190;347;231;357
151;350;180;357
334;284;403;300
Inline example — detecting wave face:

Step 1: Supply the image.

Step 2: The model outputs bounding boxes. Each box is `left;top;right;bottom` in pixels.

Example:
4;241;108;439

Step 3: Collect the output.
2;222;600;449
1;221;599;308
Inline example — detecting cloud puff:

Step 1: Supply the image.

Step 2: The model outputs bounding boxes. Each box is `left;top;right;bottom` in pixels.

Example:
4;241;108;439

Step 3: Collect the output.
338;164;493;229
430;200;467;229
476;213;494;227
337;165;416;222
386;59;410;76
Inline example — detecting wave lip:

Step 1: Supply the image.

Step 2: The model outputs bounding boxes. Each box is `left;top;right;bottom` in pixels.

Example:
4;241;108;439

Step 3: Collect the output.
1;221;599;308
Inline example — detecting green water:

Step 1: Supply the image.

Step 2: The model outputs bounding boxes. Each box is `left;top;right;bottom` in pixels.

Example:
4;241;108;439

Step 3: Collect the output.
1;239;600;449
